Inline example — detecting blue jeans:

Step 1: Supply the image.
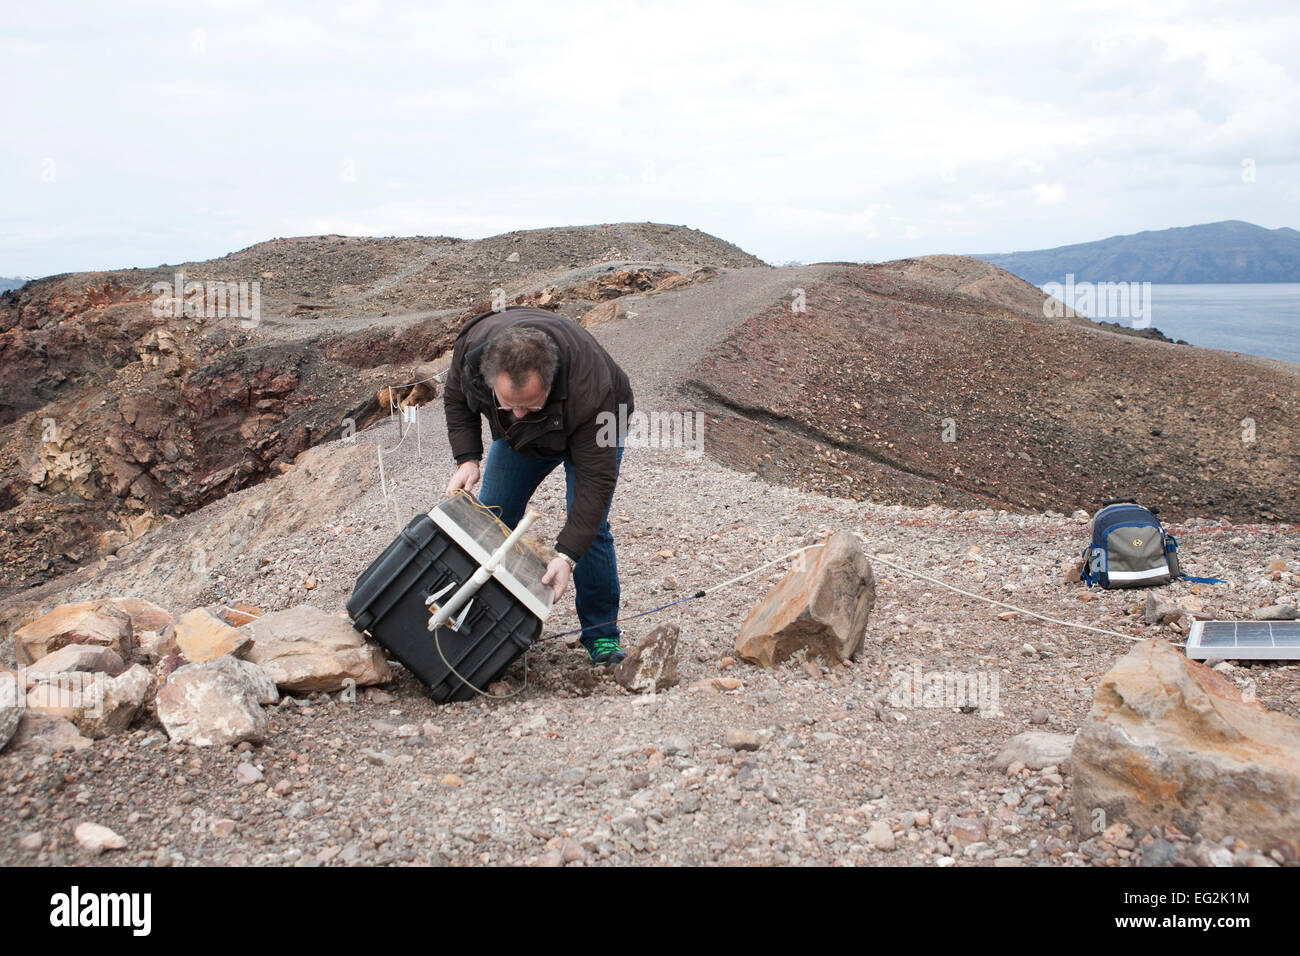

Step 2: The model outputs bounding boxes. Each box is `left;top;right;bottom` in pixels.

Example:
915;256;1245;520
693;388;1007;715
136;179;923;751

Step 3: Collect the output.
476;438;624;645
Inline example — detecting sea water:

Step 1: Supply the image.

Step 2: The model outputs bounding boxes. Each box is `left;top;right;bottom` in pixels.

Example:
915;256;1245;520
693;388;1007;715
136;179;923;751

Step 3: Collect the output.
1045;283;1300;365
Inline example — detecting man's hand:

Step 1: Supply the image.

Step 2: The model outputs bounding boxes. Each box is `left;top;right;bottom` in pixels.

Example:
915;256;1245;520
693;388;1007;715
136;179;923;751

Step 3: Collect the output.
541;556;573;602
445;460;480;496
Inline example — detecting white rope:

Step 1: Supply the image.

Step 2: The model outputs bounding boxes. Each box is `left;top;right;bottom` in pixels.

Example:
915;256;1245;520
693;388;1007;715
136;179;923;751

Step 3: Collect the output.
377;408;414;467
671;539;1167;646
701;544;824;594
377;411;416;527
849;533;1180;646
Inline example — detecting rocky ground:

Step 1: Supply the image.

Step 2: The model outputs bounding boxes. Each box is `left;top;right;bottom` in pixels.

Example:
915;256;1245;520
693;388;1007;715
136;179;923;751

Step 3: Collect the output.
2;383;1297;867
1;243;1297;868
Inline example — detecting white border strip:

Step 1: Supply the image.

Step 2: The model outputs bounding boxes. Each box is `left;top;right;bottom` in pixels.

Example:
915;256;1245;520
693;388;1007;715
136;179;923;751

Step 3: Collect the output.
1106;566;1171;582
428;508;552;621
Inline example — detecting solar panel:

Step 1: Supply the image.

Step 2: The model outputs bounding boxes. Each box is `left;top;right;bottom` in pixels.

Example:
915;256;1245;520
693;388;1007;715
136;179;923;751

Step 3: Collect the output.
1185;620;1300;661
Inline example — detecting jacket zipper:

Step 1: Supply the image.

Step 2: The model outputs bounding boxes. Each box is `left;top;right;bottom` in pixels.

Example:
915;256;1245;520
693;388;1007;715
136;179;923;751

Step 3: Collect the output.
494;405;548;437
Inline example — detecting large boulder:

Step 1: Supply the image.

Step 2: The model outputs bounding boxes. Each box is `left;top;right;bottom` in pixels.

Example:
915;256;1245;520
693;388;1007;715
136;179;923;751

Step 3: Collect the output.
24;663;153;738
155;657;276;746
611;624;680;693
172;608;251;664
734;532;875;668
199;655;279;706
74;665;154;739
23;643;125;679
107;597;173;633
13;601;134;666
1071;639;1300;855
242;605;391;693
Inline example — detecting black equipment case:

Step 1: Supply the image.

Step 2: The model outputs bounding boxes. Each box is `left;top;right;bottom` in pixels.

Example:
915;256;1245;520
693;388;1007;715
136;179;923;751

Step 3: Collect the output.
346;495;553;702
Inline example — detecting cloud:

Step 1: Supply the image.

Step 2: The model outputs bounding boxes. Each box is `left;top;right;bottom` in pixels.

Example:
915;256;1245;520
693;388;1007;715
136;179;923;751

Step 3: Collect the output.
1033;183;1066;205
1;0;1297;274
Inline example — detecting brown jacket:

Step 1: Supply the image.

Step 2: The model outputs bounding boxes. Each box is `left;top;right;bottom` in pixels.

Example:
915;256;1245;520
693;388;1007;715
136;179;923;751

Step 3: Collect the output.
443;306;634;561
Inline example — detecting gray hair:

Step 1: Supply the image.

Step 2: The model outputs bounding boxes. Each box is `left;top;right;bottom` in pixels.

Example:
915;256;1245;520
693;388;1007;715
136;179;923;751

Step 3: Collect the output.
481;326;559;391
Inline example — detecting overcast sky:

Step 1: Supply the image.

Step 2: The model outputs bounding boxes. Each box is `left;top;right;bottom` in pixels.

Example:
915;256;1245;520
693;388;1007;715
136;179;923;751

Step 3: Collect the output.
3;0;1297;276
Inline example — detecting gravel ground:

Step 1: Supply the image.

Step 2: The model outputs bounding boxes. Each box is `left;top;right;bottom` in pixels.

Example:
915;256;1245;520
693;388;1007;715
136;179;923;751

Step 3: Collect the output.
2;267;1297;867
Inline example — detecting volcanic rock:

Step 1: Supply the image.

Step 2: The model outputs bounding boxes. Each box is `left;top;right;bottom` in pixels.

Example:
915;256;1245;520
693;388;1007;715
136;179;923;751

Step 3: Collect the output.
580;300;624;328
23;643;126;679
172;607;251;663
13;601;133;666
611;624;680;693
6;712;93;752
1071;639;1300;855
155;657;275;746
242;605;391;692
1254;605;1298;621
734;532;875;667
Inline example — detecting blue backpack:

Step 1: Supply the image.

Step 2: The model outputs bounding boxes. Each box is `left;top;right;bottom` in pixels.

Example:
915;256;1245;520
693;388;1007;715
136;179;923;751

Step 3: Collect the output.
1080;499;1221;589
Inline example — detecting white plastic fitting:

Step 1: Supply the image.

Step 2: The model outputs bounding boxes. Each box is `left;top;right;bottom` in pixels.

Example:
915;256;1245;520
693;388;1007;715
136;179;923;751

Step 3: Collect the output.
426;508;540;632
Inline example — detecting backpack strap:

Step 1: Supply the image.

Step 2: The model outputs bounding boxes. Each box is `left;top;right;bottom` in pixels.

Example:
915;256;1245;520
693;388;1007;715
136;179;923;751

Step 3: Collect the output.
1163;534;1223;585
1079;546;1096;588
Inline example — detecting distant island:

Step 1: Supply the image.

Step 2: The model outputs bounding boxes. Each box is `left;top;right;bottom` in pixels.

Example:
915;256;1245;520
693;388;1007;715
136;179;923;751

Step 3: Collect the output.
974;220;1300;284
0;277;29;294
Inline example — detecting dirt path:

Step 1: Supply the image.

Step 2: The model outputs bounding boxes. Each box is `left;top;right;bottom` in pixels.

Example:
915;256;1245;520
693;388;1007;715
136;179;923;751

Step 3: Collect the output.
612;223;662;262
595;264;845;406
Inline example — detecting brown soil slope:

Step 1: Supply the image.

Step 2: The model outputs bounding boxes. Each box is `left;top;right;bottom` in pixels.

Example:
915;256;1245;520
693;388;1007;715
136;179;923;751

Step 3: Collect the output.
685;261;1299;522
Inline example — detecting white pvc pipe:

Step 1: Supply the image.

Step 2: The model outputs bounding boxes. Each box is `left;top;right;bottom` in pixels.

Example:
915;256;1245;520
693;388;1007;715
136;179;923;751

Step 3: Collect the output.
427;508;540;631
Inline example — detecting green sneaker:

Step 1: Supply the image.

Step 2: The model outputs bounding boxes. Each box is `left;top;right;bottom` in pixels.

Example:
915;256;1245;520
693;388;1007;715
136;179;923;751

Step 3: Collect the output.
584;636;626;667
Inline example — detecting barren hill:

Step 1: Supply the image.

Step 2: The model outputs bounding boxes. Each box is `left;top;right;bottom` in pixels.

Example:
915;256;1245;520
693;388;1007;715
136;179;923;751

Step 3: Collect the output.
975;219;1300;284
683;261;1300;522
5;233;1297;603
0;223;758;595
863;255;1088;325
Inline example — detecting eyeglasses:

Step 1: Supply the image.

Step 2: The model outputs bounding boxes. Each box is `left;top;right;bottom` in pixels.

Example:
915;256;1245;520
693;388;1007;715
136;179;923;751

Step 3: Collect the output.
493;387;545;414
